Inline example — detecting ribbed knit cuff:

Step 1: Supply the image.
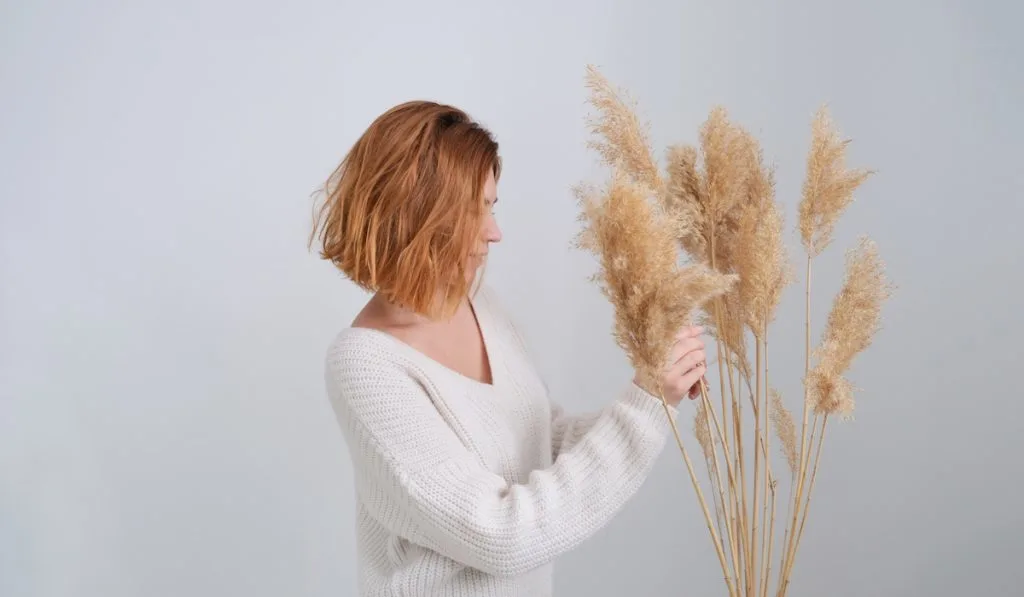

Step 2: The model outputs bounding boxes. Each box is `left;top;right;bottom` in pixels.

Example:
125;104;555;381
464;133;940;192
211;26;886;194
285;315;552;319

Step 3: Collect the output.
622;382;679;435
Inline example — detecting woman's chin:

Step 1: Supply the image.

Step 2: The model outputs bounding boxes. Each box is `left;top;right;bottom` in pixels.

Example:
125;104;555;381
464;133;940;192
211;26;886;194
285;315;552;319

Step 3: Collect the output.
466;257;487;282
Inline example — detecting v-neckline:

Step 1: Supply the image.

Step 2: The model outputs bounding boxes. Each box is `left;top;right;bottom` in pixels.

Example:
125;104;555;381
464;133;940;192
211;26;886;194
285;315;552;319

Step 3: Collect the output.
350;290;500;390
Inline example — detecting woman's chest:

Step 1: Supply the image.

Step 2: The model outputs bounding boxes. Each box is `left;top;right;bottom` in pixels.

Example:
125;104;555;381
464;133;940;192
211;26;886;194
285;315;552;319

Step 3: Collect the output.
428;349;554;481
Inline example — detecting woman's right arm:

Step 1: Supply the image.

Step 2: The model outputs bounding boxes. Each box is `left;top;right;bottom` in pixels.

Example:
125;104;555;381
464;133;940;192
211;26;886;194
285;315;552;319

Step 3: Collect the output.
325;351;691;577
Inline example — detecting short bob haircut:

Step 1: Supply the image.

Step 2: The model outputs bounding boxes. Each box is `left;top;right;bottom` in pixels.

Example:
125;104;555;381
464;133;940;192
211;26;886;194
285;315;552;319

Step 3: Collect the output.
310;100;501;319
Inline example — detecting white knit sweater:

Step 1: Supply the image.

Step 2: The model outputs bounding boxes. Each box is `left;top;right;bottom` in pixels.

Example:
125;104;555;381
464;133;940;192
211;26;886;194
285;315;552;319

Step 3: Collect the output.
324;286;677;596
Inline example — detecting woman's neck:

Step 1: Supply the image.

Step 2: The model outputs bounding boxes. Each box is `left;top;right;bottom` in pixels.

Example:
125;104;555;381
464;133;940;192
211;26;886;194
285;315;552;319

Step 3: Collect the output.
365;291;470;329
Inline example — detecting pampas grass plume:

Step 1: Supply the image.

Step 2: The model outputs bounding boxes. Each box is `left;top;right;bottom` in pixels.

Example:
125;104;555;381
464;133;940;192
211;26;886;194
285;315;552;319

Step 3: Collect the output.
808;237;893;416
770;390;799;475
798;107;874;257
584;65;664;194
574;169;733;391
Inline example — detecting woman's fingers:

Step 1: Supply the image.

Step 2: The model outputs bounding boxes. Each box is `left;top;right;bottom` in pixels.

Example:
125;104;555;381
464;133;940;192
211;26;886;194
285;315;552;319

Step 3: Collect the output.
675;362;707;400
658;325;709;404
675;348;707;374
664;326;704;371
670;348;706;400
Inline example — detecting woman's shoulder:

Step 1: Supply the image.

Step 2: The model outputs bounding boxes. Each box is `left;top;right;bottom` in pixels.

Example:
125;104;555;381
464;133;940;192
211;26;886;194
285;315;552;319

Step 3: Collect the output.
322;327;440;419
324;326;413;381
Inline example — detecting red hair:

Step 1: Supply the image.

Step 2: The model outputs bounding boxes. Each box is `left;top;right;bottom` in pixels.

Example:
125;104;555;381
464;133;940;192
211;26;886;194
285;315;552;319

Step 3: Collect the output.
310;101;501;318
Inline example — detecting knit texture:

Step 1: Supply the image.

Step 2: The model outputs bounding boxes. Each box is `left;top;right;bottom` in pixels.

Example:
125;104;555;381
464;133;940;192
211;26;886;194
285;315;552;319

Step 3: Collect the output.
324;286;678;596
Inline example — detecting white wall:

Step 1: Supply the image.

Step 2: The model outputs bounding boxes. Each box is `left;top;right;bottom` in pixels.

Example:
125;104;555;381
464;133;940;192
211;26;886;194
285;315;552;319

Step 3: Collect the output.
2;0;1022;595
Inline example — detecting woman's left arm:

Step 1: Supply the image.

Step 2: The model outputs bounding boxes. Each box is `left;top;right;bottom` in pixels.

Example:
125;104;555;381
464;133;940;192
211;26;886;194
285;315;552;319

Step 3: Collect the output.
549;400;605;459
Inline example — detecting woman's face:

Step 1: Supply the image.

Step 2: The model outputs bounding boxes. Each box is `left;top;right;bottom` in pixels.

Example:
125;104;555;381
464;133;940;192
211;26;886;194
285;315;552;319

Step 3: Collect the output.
470;170;502;271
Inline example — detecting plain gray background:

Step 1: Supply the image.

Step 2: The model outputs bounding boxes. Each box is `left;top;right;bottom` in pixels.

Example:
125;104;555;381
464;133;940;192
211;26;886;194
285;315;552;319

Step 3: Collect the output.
2;0;1022;595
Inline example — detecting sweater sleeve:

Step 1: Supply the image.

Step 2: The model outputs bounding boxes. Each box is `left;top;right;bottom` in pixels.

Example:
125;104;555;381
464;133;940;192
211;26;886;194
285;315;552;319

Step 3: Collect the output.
549;401;606;460
326;352;677;577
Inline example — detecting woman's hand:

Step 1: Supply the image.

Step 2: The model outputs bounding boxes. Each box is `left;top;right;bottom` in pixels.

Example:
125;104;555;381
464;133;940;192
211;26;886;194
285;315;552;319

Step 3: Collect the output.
639;325;707;407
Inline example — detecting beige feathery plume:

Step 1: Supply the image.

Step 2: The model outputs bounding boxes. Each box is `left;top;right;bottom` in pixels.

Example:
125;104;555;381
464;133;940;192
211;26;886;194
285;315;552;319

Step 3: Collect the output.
663;108;758;271
714;290;752;379
664;144;707;261
806;370;856;419
699;107;758;227
798;107;874;257
694;399;713;459
575;169;735;391
584;65;664;194
770;390;799;475
733;135;793;336
662;109;760;377
807;237;892;416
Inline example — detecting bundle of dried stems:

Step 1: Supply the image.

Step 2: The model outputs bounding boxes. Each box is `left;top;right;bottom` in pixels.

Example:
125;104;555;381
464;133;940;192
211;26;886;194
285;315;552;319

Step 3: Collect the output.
575;65;892;596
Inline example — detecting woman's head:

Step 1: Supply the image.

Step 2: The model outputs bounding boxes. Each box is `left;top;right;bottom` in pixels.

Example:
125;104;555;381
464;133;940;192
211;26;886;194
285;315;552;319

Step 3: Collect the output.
311;100;502;319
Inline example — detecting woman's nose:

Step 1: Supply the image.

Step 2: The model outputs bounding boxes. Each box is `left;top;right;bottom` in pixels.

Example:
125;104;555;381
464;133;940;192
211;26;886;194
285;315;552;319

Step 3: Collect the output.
486;220;502;243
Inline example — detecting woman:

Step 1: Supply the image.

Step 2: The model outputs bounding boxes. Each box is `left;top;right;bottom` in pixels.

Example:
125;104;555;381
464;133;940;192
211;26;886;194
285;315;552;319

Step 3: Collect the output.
311;100;707;596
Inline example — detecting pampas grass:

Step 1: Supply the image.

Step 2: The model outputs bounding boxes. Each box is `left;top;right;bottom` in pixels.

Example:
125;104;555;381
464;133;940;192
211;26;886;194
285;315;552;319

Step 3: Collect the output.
770;390;799;475
575;66;892;596
584;65;665;195
573;170;733;391
798;108;874;258
575;82;738;592
809;237;892;417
